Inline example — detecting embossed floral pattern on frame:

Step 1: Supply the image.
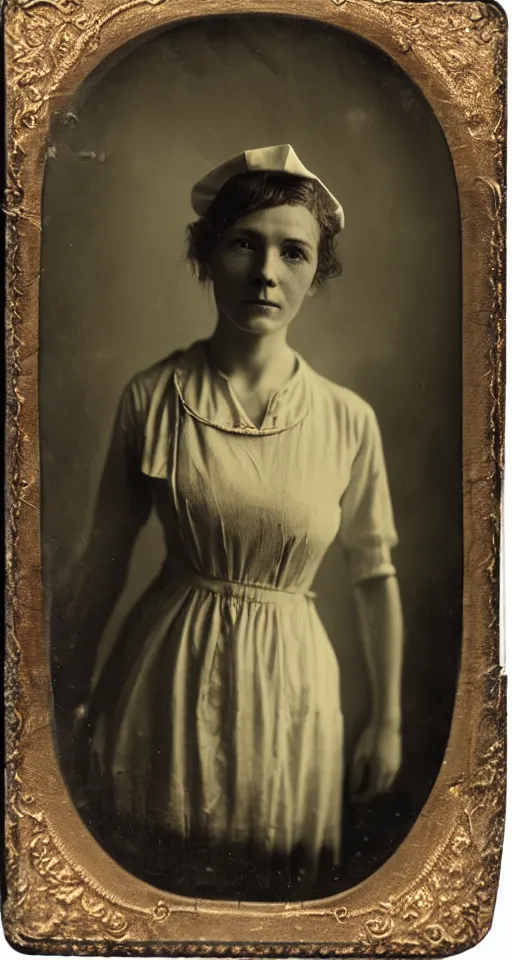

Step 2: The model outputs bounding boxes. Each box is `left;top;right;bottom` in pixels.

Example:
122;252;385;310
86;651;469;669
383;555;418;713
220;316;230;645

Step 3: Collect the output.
3;0;506;954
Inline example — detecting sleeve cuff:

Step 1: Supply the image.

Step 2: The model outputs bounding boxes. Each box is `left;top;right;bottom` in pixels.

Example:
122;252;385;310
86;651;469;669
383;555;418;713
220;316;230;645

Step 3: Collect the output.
346;544;397;584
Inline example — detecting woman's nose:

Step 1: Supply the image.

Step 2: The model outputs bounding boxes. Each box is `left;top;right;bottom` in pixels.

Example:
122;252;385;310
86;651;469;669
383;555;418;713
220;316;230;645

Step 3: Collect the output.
253;248;278;287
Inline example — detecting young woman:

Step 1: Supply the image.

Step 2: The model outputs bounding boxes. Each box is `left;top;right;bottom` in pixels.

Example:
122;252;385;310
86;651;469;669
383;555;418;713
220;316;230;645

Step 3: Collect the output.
53;145;403;899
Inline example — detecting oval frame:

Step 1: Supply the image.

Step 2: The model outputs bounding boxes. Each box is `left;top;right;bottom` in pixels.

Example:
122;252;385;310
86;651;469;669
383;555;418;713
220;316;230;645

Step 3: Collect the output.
4;0;506;955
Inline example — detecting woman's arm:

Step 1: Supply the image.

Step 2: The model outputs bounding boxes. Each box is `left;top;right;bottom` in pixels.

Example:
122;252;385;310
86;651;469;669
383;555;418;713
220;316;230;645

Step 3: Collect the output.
350;574;404;800
51;499;148;712
355;574;403;727
51;387;152;713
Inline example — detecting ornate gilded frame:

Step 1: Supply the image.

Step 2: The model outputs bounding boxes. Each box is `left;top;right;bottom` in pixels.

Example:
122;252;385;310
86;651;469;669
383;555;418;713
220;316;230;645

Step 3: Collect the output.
3;0;506;954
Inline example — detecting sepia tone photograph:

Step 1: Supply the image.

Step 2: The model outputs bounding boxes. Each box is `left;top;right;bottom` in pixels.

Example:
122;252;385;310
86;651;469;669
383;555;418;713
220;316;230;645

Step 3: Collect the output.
4;0;506;954
42;14;462;903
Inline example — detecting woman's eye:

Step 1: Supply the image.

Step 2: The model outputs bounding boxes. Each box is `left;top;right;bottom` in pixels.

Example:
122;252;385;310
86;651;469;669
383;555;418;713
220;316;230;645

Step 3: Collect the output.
231;238;252;251
283;246;307;263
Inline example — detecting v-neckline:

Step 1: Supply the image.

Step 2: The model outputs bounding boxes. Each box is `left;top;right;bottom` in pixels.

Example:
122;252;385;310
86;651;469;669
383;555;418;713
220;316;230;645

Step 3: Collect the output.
222;381;270;430
173;341;311;436
202;341;300;431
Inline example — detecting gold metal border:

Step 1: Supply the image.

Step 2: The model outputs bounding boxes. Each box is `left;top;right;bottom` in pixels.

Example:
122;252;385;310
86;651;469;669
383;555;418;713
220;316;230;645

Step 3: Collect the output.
3;0;506;954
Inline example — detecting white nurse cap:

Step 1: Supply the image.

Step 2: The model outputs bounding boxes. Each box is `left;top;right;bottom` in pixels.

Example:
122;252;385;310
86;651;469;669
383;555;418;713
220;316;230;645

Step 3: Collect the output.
190;144;345;229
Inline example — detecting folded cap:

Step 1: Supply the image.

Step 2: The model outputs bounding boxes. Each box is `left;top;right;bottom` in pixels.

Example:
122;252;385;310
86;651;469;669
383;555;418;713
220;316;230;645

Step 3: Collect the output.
191;144;345;229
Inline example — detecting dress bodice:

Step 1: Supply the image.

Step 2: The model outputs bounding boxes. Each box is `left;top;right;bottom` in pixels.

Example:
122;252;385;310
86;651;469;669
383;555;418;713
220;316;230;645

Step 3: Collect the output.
119;341;398;590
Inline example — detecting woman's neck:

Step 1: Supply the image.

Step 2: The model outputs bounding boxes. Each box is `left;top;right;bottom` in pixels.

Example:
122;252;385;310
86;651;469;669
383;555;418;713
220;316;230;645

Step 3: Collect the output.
208;318;295;391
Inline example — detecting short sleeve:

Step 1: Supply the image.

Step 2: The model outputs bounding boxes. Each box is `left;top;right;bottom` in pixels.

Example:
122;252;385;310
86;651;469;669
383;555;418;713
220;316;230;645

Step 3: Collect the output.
95;378;153;525
339;406;398;584
115;378;146;468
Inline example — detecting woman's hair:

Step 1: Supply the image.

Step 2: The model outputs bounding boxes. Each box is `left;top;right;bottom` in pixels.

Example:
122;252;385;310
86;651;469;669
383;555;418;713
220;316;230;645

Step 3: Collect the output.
185;172;342;288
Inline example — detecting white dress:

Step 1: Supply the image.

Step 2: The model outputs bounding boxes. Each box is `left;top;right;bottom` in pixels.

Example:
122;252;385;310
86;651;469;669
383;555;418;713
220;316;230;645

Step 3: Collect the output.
87;340;398;880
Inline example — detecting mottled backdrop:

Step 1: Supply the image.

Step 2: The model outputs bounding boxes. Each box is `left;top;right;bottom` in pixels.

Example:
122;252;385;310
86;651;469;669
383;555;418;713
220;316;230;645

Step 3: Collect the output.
40;15;462;890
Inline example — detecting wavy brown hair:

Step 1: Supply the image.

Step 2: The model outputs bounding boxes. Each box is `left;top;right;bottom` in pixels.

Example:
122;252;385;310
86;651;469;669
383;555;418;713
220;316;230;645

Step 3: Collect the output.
185;172;342;289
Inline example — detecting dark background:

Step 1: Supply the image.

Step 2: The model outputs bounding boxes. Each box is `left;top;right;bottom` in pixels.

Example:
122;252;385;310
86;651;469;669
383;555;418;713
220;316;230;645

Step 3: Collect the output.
40;15;462;896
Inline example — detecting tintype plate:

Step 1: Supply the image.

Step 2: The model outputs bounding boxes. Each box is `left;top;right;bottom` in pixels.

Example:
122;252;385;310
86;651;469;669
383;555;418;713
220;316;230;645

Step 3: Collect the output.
3;0;507;956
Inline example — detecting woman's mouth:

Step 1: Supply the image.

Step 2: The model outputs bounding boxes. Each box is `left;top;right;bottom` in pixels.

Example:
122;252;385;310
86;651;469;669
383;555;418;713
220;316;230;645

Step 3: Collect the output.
242;299;280;309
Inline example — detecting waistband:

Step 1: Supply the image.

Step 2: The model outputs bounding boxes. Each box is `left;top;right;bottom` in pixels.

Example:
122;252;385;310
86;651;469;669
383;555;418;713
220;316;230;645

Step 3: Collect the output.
178;570;316;605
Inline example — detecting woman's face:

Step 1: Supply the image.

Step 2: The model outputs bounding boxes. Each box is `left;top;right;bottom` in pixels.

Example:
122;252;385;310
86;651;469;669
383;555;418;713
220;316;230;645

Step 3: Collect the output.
208;204;320;336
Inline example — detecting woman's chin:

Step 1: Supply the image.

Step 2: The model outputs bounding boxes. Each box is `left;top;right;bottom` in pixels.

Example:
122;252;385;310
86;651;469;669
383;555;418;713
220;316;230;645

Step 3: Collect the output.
224;309;289;337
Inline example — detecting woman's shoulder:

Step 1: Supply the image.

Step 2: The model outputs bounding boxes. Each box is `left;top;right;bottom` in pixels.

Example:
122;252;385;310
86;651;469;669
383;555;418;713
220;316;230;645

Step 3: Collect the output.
121;346;192;413
126;349;182;389
306;363;378;431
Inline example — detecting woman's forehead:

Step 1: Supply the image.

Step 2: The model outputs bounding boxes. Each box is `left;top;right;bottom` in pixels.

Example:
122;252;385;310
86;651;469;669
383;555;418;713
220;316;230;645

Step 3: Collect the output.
228;204;320;243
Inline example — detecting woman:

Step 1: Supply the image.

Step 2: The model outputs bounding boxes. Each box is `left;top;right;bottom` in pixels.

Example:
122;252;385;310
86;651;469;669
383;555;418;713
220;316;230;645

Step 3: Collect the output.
53;145;403;898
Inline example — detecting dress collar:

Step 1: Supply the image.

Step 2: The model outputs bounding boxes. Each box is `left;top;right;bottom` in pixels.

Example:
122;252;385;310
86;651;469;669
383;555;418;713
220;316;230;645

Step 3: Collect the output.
173;340;310;435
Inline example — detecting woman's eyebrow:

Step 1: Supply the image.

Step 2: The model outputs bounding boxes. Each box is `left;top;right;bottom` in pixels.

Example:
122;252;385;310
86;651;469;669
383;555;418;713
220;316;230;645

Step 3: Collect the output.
285;237;313;251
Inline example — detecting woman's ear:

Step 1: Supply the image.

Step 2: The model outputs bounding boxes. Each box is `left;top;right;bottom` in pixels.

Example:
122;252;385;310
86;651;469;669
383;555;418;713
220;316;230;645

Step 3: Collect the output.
307;285;317;298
